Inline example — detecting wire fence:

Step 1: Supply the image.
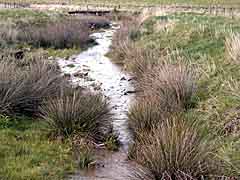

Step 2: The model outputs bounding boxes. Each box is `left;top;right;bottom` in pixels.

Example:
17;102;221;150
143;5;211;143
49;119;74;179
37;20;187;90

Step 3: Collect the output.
0;1;239;18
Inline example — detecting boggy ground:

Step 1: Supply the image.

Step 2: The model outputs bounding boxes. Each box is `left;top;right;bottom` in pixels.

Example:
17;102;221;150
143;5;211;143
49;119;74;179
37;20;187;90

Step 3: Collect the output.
2;6;240;180
110;12;240;179
0;9;121;180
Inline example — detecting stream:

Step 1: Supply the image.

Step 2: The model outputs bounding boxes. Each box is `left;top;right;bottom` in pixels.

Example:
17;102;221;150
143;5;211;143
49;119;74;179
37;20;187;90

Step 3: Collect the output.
58;24;137;179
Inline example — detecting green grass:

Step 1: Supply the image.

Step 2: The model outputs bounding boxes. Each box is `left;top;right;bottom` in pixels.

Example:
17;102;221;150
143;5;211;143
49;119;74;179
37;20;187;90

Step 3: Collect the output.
0;116;75;180
117;12;240;177
0;9;65;26
133;13;240;132
0;7;95;173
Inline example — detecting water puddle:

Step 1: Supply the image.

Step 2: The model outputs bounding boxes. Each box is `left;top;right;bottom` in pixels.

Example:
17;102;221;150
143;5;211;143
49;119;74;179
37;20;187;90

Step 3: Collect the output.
58;24;137;179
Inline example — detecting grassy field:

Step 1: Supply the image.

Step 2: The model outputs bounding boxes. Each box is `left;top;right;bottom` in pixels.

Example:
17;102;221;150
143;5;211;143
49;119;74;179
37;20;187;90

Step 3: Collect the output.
0;9;80;58
111;12;240;178
0;116;75;180
0;9;116;179
1;0;240;6
1;5;240;180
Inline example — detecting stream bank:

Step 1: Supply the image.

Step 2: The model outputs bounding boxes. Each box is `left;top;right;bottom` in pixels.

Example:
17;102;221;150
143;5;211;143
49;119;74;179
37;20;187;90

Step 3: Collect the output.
58;24;137;179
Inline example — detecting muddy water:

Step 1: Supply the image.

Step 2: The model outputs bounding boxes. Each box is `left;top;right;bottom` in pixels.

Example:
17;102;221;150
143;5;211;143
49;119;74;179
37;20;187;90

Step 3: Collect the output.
58;25;137;179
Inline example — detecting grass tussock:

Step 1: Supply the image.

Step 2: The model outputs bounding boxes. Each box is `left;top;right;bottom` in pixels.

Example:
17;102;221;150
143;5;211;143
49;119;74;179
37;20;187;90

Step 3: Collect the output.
125;45;162;77
0;61;24;114
131;116;223;180
140;62;197;112
0;57;64;115
128;97;165;134
110;17;141;65
40;88;110;141
0;21;18;48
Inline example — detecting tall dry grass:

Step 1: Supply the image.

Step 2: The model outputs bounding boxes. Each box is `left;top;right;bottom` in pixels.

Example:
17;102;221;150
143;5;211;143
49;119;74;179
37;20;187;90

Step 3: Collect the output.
140;62;197;112
0;56;65;115
226;32;240;63
0;17;111;49
40;88;111;140
21;59;65;114
128;97;168;135
0;21;18;48
0;61;25;114
19;20;91;49
110;17;141;65
124;45;163;77
131;116;223;180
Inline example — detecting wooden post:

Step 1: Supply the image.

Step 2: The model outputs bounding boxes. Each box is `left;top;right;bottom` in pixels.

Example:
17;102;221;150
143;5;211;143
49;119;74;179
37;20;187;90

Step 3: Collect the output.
230;8;233;19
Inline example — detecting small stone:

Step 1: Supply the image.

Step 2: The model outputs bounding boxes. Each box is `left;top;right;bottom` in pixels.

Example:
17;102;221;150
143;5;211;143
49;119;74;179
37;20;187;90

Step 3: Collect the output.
24;47;31;52
128;77;137;81
14;50;24;60
83;68;90;72
88;161;96;168
124;90;137;95
120;77;126;81
87;77;95;81
94;85;101;91
48;56;53;60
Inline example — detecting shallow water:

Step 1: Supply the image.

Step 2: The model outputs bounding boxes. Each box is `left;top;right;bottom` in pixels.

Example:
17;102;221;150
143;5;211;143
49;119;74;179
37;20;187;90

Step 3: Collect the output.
58;25;137;179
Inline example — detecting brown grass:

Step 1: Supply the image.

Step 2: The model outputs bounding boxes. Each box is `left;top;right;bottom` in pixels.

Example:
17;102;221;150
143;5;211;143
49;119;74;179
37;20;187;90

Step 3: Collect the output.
226;33;240;63
110;16;141;65
40;88;111;141
0;21;18;48
19;20;91;49
128;96;168;135
140;62;197;112
131;116;223;180
0;61;24;114
0;56;65;115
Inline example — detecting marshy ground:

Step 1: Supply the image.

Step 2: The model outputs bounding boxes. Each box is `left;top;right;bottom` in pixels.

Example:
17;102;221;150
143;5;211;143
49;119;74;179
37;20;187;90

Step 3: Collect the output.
1;3;240;180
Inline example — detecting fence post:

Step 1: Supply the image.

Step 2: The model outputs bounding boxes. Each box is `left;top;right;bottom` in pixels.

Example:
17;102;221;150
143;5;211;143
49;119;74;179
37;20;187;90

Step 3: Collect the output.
210;5;212;15
230;8;233;19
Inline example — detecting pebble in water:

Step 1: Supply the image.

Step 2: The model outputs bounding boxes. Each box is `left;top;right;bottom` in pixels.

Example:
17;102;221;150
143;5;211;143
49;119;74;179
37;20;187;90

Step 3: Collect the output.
58;25;138;180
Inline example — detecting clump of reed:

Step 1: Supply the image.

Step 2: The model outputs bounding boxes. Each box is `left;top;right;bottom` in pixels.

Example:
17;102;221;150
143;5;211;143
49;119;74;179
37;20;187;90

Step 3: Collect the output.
110;16;141;65
0;57;64;115
18;20;91;49
40;88;111;141
140;62;197;111
131;116;224;180
128;61;197;133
